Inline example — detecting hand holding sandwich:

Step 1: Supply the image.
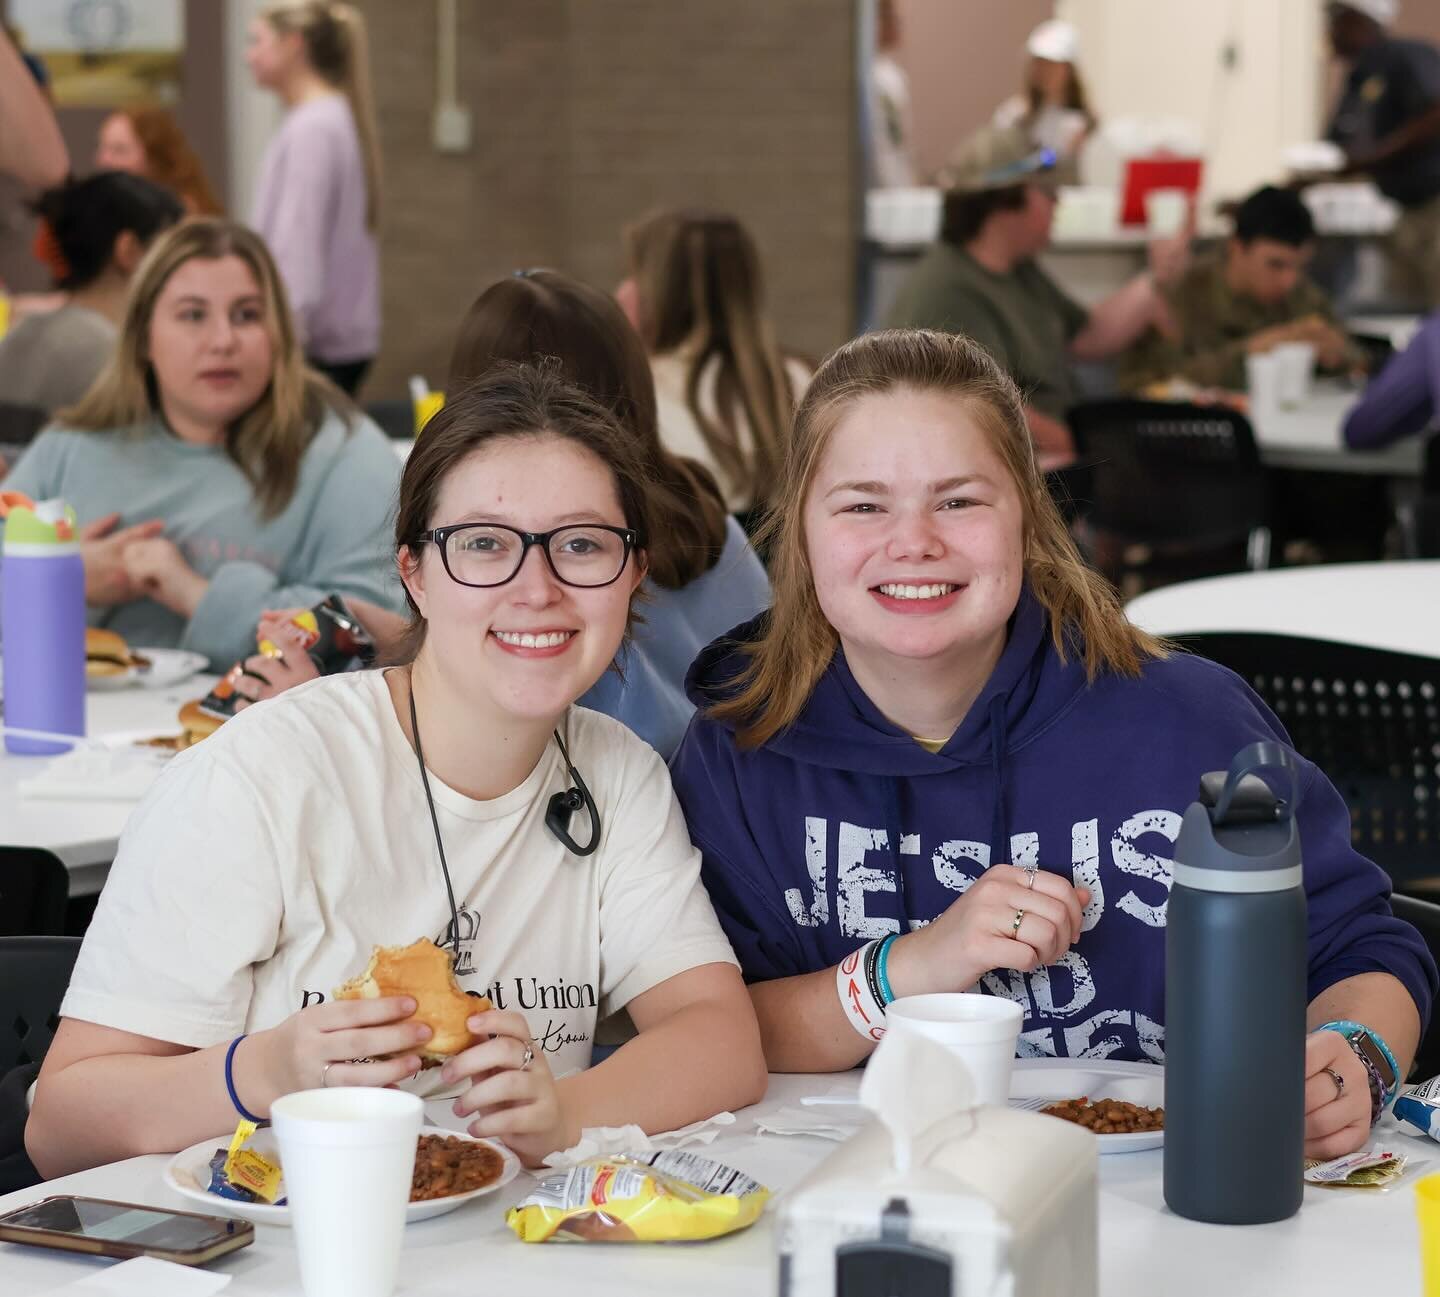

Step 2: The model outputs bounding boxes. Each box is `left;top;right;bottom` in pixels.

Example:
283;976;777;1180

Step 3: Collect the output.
441;1009;576;1168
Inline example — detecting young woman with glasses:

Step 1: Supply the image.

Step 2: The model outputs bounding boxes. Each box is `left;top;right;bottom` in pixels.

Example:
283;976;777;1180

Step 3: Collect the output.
26;364;766;1179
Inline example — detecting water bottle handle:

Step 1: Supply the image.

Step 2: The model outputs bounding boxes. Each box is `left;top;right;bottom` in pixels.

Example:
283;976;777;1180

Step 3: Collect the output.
1211;740;1298;826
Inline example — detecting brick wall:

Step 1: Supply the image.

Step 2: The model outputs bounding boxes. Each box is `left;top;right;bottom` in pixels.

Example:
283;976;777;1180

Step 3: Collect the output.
355;0;857;398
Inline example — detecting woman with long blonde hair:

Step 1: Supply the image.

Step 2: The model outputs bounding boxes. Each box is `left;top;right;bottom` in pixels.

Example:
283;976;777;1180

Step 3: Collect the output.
247;1;381;394
670;327;1432;1162
4;218;402;667
617;208;809;519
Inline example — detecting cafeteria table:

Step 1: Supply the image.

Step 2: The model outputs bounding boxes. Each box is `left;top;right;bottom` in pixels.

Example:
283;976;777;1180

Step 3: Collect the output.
0;1071;1429;1295
1248;383;1422;477
1124;561;1440;660
0;675;217;897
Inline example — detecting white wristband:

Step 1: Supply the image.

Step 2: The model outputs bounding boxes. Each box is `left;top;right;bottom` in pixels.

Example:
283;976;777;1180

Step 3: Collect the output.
836;941;887;1042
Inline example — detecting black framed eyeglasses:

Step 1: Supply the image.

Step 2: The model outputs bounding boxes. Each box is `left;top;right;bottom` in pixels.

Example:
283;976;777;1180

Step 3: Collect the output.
419;522;639;589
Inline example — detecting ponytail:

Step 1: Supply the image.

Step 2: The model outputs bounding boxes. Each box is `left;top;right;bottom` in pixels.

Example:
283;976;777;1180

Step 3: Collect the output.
263;1;383;229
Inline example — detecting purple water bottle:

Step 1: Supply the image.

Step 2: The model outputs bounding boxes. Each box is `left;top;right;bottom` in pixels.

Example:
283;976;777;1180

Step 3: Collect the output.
2;495;85;755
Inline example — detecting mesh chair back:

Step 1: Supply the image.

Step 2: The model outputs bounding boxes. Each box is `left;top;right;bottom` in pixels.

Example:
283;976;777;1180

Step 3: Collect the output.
1389;893;1440;1079
0;400;47;470
1174;633;1440;892
0;849;67;937
0;936;81;1071
1068;399;1267;549
364;399;413;441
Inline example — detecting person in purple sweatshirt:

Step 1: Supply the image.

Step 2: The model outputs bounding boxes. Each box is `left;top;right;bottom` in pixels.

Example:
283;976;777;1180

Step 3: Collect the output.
1344;311;1440;450
670;327;1435;1160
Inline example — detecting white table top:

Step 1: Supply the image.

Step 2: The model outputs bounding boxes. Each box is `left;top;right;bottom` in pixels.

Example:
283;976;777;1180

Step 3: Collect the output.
0;675;215;896
0;1072;1429;1296
1249;385;1423;476
1126;562;1440;659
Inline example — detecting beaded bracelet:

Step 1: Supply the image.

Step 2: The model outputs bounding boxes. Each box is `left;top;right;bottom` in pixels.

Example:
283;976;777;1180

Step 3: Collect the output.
225;1034;265;1124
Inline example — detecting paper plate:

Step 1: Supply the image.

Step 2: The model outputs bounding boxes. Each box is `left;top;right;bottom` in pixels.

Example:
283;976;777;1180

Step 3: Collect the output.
1010;1057;1165;1154
134;648;210;690
163;1125;520;1226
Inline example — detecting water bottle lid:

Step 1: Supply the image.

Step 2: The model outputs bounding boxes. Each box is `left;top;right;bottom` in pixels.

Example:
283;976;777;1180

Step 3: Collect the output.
1173;741;1302;889
1;492;79;552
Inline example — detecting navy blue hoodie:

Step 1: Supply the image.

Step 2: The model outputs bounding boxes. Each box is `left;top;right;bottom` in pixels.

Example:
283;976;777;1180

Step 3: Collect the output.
670;590;1435;1062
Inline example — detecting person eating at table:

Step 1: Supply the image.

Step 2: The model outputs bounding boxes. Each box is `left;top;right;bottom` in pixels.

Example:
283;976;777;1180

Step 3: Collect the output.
1121;185;1363;393
884;125;1190;464
25;364;766;1180
230;267;771;759
669;328;1434;1161
2;218;403;669
1343;309;1440;449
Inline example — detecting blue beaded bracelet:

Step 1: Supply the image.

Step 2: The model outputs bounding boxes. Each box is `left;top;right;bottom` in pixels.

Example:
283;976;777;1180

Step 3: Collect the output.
224;1034;264;1124
1317;1019;1401;1108
875;933;899;1005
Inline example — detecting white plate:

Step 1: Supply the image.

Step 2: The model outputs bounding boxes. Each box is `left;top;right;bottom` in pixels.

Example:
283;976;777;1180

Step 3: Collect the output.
88;648;209;692
1010;1057;1165;1154
163;1124;520;1226
134;648;210;690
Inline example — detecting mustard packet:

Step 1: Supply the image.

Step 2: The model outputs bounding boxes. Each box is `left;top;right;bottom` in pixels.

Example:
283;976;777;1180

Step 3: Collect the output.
507;1151;770;1243
213;1119;284;1205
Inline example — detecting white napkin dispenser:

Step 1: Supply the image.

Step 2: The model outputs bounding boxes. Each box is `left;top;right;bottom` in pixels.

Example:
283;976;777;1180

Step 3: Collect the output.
777;1106;1097;1297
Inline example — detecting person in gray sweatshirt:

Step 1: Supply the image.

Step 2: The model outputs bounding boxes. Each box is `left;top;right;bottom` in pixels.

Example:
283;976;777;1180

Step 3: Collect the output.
4;218;403;668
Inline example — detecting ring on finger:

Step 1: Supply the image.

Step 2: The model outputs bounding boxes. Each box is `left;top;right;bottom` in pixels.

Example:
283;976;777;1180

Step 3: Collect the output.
520;1041;534;1071
1323;1065;1345;1100
1010;908;1026;937
1025;868;1038;891
321;1061;339;1088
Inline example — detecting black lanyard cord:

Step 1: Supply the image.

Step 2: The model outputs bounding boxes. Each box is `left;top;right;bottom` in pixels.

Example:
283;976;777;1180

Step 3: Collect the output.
407;674;603;953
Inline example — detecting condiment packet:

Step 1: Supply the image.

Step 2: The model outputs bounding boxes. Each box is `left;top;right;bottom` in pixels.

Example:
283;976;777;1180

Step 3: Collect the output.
206;1119;285;1205
507;1151;770;1244
1304;1148;1409;1190
1394;1073;1440;1141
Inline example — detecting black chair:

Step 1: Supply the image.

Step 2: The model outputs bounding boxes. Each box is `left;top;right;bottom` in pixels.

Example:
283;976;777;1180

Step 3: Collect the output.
0;400;47;469
1389;893;1440;1080
1172;633;1440;894
0;848;68;937
0;935;81;1073
1068;399;1271;586
1416;433;1440;560
364;399;414;442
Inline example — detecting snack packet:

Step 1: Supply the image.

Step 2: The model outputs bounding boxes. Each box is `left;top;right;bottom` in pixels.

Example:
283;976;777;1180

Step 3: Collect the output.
1304;1149;1409;1190
200;595;375;721
506;1151;770;1244
1395;1073;1440;1141
206;1119;285;1205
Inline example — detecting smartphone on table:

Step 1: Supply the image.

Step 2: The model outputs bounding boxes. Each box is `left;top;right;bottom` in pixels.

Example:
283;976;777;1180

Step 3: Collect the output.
0;1195;253;1265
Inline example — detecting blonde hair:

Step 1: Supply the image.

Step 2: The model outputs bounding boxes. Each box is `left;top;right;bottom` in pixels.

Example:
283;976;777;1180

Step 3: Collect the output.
625;208;798;509
59;218;351;519
712;329;1166;749
263;1;382;229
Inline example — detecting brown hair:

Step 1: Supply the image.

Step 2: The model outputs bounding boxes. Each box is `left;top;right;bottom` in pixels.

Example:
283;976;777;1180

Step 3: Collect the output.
263;2;382;229
446;269;728;590
59;218;351;518
1025;61;1097;132
392;362;653;662
116;105;223;215
712;329;1166;748
940;184;1029;247
625;208;798;510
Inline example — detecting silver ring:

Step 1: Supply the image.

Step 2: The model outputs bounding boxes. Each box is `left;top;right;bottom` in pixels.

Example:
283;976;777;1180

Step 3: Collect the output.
321;1061;338;1088
1010;909;1026;937
1324;1066;1345;1100
1025;868;1038;891
520;1042;534;1071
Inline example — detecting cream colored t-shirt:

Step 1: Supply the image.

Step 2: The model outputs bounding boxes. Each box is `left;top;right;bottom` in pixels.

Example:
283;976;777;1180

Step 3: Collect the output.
650;350;812;512
61;671;738;1093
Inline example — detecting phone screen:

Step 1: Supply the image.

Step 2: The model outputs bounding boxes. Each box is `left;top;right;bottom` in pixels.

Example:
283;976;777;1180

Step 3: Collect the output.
0;1199;241;1251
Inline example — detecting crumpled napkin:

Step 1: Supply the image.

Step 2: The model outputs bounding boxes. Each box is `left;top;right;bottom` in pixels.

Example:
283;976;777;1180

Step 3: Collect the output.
541;1111;737;1170
17;745;170;802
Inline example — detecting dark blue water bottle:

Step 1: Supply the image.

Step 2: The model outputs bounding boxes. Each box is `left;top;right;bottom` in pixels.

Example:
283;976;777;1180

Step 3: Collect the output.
1164;741;1307;1224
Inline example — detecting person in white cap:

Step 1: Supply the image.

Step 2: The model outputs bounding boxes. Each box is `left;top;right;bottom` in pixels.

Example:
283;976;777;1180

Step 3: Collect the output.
1325;0;1440;306
992;18;1096;179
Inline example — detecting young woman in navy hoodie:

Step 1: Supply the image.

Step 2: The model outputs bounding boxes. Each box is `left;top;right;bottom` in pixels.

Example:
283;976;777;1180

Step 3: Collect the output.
670;328;1435;1160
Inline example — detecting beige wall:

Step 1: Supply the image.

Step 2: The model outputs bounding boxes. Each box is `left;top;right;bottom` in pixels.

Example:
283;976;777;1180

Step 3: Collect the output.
1397;0;1440;45
890;0;1055;180
356;0;856;399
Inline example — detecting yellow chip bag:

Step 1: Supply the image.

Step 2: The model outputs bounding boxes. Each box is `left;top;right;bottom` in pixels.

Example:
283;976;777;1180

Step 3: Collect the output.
506;1151;770;1243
